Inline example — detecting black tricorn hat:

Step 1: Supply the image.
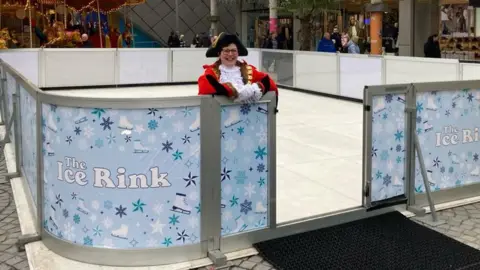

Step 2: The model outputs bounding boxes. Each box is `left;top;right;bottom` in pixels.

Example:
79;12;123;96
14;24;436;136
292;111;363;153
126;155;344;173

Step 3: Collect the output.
206;32;248;58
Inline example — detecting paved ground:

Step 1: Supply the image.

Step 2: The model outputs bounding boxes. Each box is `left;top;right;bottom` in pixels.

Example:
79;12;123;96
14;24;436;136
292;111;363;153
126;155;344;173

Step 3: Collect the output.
0;151;29;270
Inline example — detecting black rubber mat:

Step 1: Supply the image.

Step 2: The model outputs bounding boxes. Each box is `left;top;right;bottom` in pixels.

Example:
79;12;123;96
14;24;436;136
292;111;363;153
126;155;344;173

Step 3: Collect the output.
254;211;480;270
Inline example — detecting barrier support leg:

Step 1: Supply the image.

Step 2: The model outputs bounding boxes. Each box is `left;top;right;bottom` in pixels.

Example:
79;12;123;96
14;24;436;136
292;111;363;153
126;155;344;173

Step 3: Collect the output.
16;233;41;252
207;250;229;269
413;134;445;226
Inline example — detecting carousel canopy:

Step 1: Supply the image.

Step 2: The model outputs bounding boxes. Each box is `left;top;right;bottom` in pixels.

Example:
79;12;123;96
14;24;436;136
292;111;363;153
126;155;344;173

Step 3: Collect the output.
3;0;144;13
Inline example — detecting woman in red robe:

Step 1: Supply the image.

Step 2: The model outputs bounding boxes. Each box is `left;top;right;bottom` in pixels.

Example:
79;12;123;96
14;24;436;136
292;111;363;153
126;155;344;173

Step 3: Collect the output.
198;33;278;111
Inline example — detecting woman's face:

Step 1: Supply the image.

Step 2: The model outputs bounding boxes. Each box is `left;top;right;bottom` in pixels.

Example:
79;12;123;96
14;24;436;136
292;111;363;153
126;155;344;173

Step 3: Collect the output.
219;43;238;67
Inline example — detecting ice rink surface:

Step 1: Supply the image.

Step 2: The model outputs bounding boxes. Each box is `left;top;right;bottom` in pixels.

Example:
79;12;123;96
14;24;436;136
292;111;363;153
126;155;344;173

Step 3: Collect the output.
50;85;363;223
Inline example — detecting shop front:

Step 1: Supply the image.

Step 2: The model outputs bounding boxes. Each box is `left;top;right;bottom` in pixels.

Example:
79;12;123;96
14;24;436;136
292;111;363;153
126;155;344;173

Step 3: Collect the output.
439;0;479;60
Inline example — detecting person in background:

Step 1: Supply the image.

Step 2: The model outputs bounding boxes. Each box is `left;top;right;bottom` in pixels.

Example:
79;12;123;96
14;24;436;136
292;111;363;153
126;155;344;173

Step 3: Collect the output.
167;31;180;47
317;32;336;53
342;34;360;54
424;34;441;58
79;33;93;48
331;26;342;52
192;34;201;47
179;34;186;47
263;33;278;49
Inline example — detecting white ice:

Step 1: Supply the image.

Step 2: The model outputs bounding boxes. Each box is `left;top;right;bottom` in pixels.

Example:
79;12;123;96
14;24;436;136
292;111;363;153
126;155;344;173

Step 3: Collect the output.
49;85;363;223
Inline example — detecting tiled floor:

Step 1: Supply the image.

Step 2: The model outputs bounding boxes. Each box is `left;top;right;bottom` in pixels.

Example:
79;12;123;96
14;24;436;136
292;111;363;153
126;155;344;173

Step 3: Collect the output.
0;151;30;270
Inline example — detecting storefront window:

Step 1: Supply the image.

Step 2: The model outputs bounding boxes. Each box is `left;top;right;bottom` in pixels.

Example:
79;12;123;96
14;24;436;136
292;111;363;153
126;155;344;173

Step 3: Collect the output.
439;1;479;60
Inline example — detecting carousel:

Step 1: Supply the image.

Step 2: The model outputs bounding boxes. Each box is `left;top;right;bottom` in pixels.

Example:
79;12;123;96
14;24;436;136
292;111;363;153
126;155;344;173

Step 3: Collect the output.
0;0;144;49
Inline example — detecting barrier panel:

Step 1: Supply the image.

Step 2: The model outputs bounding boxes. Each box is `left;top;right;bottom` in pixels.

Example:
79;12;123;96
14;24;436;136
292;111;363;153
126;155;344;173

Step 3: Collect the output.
412;81;480;206
220;103;270;236
117;48;170;84
294;51;338;95
0;58;280;267
363;84;410;208
364;80;480;213
461;63;480;80
3;48;480;99
340;54;383;100
384;56;459;84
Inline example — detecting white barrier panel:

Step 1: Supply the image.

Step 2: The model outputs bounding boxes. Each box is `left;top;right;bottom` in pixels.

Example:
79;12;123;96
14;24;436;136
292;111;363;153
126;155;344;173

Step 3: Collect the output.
43;49;116;87
295;51;338;95
171;48;208;82
339;54;382;99
461;63;480;80
0;49;40;86
239;49;260;69
117;48;169;84
385;56;459;84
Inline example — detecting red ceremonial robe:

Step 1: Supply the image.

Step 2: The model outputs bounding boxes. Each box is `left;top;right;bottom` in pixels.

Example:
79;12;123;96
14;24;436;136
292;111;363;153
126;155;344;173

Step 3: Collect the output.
197;61;278;99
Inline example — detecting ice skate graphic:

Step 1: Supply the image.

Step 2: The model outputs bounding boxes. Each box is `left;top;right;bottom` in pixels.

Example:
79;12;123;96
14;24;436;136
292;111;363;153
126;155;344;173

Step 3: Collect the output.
47;114;58;133
224;109;242;128
426;96;437;111
118;116;133;135
234;216;247;233
423;121;433;132
171;193;191;215
74;111;88;124
471;166;480;177
111;224;129;240
49;206;58;230
255;201;267;214
397;96;406;104
373;98;386;114
133;140;149;153
76;198;90;215
45;142;54;156
393;175;402;187
427;170;436;186
189;113;200;132
256;107;268;114
451;154;461;165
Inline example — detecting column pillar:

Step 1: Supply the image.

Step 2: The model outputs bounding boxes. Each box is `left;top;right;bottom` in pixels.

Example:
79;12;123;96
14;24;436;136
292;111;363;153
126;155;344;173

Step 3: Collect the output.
366;1;388;55
269;0;277;34
398;0;414;56
210;0;219;36
235;0;242;37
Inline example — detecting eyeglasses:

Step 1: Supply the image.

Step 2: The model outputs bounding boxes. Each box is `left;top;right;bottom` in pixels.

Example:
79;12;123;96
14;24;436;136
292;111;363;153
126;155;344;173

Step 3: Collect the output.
221;49;238;55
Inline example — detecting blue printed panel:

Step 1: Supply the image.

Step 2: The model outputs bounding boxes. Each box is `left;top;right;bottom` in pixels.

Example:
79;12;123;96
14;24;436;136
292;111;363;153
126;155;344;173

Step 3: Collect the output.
415;89;480;193
221;104;269;236
42;104;201;249
20;87;37;204
370;94;406;202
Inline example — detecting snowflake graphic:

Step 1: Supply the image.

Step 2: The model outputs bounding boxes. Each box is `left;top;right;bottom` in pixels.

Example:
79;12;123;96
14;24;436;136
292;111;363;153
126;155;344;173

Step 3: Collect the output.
74;127;82;135
240;104;251;115
93;225;103;237
221;167;231;181
83;236;93;246
65;136;73;145
106;133;116;144
240;200;252;215
73;214;81;224
162;141;173;152
257;163;265;173
115;205;127;218
100;117;114;130
104;200;113;210
148;119;158;130
169;214;180;226
62;209;69;218
173;150;183;160
416;102;424;113
176;230;189;243
254;146;267;160
383;174;392;186
162;237;173;247
91;108;106;119
385;94;393;103
132;199;146;213
148;108;159;116
229;195;239;207
95;138;104;148
184;172;198;187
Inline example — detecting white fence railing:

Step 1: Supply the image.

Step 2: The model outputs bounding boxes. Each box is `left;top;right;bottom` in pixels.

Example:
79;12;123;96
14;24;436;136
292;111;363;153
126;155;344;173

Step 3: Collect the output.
1;48;478;100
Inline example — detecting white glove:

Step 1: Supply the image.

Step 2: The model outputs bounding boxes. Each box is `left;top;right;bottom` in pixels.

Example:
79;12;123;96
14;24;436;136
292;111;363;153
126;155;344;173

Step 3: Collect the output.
234;83;262;104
